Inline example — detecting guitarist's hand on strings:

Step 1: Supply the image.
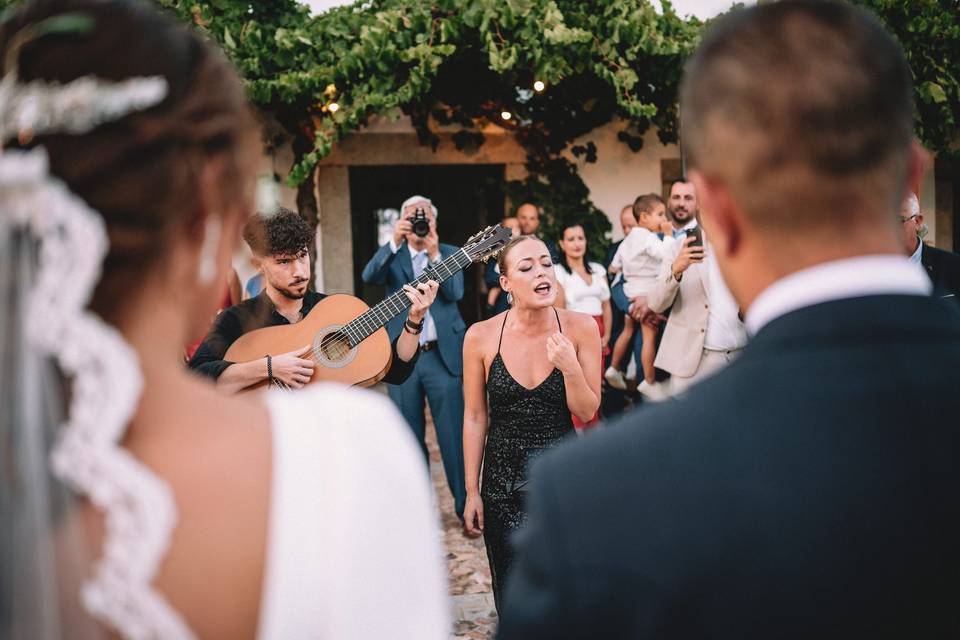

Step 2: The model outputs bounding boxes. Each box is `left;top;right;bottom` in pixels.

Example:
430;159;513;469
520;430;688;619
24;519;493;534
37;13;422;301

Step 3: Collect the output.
397;281;439;363
271;345;316;389
403;280;440;324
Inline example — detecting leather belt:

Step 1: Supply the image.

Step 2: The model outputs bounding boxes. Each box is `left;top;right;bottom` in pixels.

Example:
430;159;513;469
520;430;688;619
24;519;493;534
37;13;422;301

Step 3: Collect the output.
703;346;743;355
420;340;438;352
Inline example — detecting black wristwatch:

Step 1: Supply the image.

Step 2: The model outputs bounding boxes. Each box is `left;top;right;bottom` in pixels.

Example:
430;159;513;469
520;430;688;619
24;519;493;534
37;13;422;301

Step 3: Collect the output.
404;317;424;334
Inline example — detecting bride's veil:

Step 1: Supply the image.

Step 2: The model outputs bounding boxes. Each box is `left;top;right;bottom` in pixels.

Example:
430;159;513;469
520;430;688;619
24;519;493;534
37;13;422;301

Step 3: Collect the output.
0;221;102;639
0;6;180;637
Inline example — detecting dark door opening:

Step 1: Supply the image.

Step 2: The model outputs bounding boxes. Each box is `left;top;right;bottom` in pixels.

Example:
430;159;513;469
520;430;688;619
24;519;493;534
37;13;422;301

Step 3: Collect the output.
349;164;506;327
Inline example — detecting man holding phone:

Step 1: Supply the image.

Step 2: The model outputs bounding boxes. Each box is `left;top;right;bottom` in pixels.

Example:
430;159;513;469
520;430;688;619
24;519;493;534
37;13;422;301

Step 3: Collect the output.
645;192;747;396
667;178;701;239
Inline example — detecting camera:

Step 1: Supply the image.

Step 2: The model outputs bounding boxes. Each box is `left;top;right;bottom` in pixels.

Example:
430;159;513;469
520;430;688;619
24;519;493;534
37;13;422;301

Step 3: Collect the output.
410;206;431;238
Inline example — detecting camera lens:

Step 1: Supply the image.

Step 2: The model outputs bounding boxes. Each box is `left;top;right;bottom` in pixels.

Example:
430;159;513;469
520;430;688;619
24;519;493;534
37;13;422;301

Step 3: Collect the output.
411;207;430;237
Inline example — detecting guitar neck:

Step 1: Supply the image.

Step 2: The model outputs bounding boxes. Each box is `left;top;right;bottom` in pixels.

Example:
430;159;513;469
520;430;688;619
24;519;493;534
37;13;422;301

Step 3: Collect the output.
344;249;472;345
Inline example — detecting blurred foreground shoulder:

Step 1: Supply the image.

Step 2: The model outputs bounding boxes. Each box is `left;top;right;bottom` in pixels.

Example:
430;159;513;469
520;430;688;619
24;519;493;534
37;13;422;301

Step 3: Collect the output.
261;383;449;639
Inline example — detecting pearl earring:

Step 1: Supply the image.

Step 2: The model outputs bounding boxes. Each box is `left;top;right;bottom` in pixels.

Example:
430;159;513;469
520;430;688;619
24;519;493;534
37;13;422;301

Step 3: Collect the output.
197;216;221;285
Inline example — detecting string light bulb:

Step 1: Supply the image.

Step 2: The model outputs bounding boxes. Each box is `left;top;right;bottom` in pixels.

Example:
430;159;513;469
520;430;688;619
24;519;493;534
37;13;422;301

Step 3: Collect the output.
328;102;340;113
501;111;512;120
533;80;545;92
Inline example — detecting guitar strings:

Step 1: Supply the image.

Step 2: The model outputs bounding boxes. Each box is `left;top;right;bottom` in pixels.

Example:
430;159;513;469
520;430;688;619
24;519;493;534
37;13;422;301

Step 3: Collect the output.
304;239;496;364
340;251;470;343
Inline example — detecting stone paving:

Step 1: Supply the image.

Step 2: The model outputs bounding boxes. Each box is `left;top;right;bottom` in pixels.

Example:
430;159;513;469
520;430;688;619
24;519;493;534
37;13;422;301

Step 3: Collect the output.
425;419;497;639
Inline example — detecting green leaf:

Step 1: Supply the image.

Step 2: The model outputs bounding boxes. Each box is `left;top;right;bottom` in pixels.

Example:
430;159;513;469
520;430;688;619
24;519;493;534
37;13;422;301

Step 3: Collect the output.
922;80;948;104
506;0;535;15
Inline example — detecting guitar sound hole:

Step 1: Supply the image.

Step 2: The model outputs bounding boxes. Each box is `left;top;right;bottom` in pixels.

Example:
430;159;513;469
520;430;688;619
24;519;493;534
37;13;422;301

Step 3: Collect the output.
319;331;351;362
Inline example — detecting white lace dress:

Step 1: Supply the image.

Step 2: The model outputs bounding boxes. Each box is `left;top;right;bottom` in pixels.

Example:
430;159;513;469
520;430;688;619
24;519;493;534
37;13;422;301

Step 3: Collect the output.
257;384;450;639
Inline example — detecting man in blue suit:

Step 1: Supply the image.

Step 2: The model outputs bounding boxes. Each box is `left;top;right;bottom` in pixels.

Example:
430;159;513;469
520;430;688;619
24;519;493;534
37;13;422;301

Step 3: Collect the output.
362;195;467;518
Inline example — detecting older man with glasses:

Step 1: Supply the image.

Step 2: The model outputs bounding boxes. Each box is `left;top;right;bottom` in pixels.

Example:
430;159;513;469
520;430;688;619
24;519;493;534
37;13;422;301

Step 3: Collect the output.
900;193;960;298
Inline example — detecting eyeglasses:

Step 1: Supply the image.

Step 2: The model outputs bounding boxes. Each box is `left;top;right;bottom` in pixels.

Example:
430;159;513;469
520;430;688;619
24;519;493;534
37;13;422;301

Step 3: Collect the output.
897;214;919;224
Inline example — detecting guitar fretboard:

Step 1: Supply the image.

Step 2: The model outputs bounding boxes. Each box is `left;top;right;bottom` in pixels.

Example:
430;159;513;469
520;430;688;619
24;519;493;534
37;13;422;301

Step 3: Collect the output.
340;249;473;347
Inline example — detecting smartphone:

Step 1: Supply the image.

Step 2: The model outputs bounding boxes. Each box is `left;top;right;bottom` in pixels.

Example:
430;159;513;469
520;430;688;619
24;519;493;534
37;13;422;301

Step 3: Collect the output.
686;226;703;248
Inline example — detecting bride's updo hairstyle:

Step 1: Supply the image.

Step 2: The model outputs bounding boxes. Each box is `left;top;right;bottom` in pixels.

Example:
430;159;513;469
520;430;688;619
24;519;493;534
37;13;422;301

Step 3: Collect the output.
0;0;258;321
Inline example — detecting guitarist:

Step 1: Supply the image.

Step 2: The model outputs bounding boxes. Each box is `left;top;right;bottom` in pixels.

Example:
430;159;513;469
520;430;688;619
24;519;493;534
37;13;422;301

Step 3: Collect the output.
188;208;439;393
362;195;468;519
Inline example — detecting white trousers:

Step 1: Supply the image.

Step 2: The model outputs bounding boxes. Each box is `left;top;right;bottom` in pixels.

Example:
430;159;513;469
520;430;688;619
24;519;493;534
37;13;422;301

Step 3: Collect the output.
666;347;742;396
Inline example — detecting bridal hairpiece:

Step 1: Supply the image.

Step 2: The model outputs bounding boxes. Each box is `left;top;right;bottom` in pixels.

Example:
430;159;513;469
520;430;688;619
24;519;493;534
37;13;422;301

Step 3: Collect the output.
1;14;196;638
0;73;167;142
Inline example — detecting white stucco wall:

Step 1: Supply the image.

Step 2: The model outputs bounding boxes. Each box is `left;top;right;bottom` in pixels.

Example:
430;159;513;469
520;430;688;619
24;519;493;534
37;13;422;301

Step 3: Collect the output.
247;115;941;294
565;121;679;242
567;120;940;245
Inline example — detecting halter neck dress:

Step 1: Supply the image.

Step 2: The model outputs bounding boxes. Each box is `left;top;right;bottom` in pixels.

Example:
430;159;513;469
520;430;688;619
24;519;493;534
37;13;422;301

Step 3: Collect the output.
481;308;575;610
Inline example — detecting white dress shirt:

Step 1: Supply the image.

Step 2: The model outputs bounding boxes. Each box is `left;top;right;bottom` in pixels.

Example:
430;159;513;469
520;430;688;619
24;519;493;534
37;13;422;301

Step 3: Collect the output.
554;262;610;316
388;239;439;343
703;249;748;350
672;219;698;240
611;227;677;298
746;254;932;335
909;239;923;265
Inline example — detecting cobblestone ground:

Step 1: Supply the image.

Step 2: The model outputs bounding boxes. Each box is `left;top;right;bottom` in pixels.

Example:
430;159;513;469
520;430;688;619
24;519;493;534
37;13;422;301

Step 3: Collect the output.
425;417;497;639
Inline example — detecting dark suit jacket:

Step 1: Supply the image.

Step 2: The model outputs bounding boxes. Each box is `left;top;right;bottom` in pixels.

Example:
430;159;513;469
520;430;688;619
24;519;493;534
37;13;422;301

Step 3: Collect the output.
499;294;960;639
361;241;466;376
484;260;510;316
921;243;960;298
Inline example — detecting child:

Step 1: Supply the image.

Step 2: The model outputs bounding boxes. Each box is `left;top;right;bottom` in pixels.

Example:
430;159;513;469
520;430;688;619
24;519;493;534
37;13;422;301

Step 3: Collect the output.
604;194;675;401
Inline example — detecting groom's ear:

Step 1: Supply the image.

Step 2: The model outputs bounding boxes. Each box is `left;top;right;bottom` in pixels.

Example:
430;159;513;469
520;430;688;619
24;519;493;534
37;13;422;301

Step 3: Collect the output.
690;169;742;259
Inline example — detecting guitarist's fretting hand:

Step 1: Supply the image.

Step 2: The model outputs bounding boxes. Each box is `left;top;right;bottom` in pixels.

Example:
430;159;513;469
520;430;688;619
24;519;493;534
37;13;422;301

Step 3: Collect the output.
403;280;440;324
396;280;440;364
272;345;316;389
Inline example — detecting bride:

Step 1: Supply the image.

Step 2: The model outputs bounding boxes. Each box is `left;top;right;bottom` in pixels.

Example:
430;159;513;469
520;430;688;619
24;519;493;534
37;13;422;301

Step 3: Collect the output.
0;1;448;638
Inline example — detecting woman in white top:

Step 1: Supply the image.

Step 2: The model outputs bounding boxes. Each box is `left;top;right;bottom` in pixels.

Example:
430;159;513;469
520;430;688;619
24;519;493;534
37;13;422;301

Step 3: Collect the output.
554;222;611;428
0;2;448;638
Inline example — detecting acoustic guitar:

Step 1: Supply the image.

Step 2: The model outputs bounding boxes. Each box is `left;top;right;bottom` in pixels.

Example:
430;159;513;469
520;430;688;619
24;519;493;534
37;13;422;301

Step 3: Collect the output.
224;225;512;391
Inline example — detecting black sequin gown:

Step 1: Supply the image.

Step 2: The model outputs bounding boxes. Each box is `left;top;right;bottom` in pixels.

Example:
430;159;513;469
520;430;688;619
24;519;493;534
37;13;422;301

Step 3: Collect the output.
482;308;575;610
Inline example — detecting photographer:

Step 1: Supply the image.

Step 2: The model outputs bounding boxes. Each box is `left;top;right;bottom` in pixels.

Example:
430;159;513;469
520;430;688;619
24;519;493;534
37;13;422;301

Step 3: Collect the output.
362;195;468;520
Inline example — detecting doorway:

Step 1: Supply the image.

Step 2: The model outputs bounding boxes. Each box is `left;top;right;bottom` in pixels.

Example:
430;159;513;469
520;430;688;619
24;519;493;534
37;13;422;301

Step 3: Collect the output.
349;164;506;327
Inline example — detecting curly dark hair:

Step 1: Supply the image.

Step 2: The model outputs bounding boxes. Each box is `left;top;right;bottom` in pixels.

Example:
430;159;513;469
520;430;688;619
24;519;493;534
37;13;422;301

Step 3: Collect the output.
243;207;315;257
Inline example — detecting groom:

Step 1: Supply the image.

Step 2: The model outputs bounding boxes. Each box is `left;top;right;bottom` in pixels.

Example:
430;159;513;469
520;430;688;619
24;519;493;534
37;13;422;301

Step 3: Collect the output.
499;2;960;637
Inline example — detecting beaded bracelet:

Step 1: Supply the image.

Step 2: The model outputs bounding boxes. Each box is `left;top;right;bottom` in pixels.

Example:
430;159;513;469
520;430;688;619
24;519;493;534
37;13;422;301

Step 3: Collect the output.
266;354;273;384
404;317;424;335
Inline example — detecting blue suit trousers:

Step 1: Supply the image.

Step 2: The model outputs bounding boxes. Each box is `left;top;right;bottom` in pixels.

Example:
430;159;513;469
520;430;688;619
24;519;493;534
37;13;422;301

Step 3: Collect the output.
388;348;467;518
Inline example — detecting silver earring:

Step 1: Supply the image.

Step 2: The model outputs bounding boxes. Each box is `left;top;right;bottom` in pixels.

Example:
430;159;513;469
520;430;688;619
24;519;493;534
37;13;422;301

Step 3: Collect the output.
197;216;221;285
506;292;514;306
